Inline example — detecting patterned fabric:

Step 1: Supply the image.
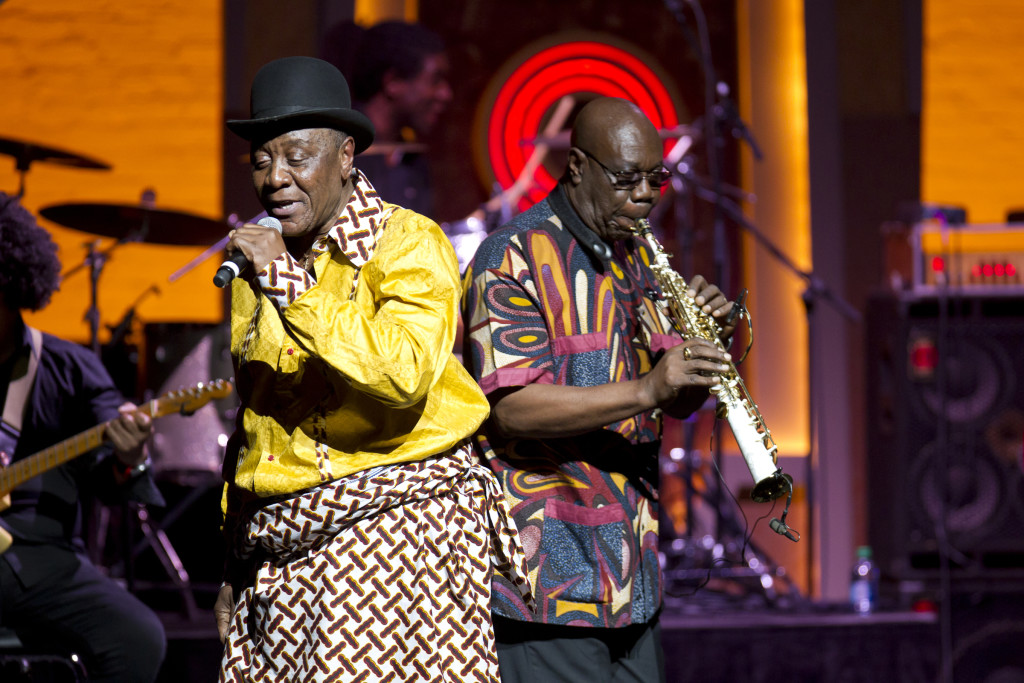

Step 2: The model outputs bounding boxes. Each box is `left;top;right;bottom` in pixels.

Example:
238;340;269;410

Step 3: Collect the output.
220;446;533;683
225;172;490;500
257;171;389;310
257;251;313;309
462;184;684;627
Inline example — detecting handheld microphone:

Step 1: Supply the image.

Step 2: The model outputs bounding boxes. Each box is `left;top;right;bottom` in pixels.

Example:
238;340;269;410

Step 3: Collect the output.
213;216;282;288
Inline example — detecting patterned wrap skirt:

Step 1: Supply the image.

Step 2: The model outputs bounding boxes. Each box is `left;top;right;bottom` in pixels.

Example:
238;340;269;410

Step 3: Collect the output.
219;446;533;682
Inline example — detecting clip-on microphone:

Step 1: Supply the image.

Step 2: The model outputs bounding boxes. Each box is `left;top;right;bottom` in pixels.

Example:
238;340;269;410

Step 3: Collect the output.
723;288;747;326
769;476;801;543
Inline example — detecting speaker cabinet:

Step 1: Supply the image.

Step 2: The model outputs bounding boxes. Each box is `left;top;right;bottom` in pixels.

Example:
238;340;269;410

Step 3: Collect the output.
948;587;1024;683
866;294;1024;582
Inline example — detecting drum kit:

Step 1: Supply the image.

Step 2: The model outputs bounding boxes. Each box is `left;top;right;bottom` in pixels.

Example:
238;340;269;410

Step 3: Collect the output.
3;136;237;486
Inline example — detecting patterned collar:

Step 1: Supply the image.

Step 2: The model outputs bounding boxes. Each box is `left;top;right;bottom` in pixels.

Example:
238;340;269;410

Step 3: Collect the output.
321;170;395;268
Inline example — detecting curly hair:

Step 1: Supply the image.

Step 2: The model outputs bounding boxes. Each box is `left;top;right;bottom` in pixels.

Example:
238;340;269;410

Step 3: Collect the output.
0;192;61;311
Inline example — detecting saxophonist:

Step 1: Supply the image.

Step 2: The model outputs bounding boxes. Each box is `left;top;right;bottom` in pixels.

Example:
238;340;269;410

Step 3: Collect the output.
462;97;736;682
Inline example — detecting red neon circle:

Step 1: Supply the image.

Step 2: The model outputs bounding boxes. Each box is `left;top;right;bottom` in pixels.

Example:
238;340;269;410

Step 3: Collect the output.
487;40;681;207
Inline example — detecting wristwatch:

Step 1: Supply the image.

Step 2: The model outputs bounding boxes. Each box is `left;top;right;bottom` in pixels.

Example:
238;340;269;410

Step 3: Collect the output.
117;457;151;479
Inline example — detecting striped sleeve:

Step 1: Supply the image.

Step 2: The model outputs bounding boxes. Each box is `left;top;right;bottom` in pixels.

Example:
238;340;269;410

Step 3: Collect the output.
256;252;314;310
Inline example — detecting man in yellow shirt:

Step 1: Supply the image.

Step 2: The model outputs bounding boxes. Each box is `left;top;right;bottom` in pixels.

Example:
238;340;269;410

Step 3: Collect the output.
213;56;530;682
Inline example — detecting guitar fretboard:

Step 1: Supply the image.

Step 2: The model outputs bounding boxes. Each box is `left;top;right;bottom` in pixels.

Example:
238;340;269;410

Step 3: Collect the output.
0;423;108;494
0;380;230;498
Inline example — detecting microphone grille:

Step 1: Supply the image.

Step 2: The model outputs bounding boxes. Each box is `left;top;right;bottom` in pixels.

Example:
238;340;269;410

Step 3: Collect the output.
257;216;283;233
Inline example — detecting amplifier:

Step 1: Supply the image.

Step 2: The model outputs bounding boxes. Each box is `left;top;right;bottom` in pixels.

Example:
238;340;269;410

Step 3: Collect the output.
907;223;1024;294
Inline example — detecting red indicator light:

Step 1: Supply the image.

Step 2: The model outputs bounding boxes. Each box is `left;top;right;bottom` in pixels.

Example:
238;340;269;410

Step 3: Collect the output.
972;264;982;278
995;263;1005;277
1008;264;1018;277
931;256;945;272
909;337;938;380
983;264;994;277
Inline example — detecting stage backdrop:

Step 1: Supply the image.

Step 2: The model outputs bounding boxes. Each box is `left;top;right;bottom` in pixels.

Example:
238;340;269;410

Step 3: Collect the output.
922;0;1024;223
0;0;225;347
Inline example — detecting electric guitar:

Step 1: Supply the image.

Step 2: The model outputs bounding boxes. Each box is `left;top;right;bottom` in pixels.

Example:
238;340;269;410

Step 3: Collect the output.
0;378;233;553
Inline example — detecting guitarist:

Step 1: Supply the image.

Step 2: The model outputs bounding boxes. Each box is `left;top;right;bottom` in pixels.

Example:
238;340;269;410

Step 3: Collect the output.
0;193;166;682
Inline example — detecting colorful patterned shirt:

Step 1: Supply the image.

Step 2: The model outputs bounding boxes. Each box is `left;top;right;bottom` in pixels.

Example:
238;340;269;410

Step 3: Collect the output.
462;184;684;628
224;172;490;507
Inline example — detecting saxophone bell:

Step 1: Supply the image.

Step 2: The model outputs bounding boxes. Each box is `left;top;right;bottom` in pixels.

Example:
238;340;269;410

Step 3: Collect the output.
752;470;793;504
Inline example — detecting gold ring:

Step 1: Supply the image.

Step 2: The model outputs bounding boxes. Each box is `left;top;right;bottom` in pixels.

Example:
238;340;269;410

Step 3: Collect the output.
683;347;692;361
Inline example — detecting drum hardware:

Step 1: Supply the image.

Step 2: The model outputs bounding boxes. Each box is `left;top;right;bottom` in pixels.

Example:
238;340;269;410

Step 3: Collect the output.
37;191;234;615
439;95;578;271
659;409;799;605
129;501;202;621
440;215;489;275
40;197;226;246
0;135;111;197
106;285;160;348
40;191;227;354
126;325;236;619
144;323;236;480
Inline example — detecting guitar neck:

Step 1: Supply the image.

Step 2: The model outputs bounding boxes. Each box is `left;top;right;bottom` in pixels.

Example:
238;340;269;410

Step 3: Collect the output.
0;380;231;498
0;422;110;495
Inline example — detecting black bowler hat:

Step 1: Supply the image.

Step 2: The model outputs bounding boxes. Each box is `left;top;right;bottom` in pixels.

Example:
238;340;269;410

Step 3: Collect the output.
227;56;375;153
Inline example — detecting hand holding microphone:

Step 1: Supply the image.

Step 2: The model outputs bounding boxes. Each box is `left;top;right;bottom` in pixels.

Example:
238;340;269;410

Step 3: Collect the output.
213;216;283;287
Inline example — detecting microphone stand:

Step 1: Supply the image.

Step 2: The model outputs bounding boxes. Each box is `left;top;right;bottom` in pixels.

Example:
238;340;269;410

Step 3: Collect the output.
680;180;861;596
107;285;160;348
665;0;756;578
666;0;861;601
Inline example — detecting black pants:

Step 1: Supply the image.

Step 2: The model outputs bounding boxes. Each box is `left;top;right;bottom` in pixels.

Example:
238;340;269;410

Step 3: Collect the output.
494;614;666;683
0;548;166;682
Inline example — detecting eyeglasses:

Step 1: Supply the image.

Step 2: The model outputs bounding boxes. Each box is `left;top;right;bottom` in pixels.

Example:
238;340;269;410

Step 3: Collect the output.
577;148;672;191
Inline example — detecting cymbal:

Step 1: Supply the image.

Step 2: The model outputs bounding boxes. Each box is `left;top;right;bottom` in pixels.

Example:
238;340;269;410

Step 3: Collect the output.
0;136;111;171
523;125;700;150
39;202;226;246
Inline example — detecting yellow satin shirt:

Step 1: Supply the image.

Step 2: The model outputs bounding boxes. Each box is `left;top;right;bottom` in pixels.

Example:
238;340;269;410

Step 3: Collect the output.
223;175;489;502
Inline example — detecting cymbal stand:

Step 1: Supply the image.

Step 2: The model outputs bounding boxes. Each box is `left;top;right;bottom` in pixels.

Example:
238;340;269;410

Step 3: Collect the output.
130;502;200;621
64;194;155;355
84;240;106;356
13;153;30;199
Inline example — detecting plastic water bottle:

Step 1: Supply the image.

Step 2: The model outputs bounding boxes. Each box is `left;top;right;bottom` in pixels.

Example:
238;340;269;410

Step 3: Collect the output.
849;545;880;615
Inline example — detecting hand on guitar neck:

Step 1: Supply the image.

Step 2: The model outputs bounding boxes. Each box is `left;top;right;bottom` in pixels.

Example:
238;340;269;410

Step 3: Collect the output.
108;402;153;481
0;379;233;553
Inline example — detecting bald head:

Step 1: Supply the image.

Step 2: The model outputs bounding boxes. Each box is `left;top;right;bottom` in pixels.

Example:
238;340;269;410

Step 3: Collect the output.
570;98;661;162
563;97;664;243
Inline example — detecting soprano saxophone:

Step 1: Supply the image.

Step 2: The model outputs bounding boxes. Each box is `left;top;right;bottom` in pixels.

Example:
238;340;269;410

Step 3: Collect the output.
634;218;790;503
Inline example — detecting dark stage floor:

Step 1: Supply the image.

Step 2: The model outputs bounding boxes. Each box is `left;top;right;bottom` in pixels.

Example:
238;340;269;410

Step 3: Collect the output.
149;599;943;683
2;578;1007;682
144;585;948;683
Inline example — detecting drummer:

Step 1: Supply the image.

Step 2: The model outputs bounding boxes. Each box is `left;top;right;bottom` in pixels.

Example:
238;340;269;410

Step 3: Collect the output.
321;19;452;219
